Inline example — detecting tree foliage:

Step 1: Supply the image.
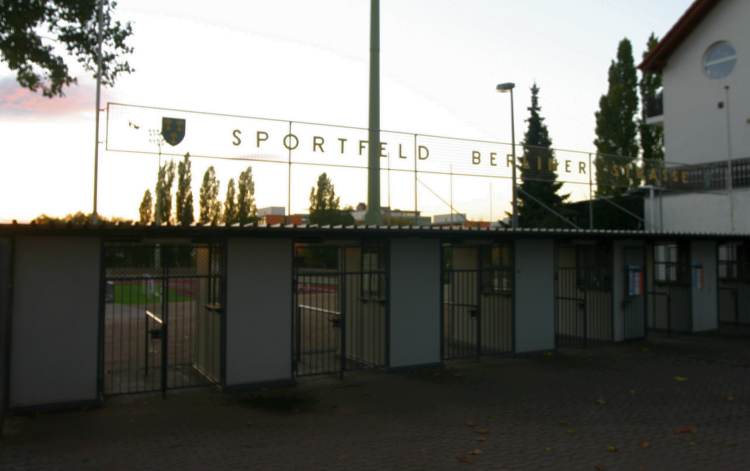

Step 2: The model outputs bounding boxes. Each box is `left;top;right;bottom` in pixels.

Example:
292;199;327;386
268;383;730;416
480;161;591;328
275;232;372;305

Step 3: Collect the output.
139;189;152;224
594;38;639;196
518;84;569;228
223;178;237;225
309;173;354;225
0;0;134;97
237;166;257;225
640;33;665;174
175;153;194;226
155;161;175;224
199;166;221;225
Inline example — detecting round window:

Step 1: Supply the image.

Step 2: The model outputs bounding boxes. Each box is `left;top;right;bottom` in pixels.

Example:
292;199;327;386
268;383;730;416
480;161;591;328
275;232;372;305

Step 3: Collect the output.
703;41;737;79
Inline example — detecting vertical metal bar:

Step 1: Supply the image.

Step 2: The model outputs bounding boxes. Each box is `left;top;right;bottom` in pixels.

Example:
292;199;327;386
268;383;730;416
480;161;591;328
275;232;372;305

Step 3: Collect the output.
339;272;346;379
588;153;594;229
476;268;482;359
92;0;104;220
160;250;168;398
413;134;418;224
288;121;293;219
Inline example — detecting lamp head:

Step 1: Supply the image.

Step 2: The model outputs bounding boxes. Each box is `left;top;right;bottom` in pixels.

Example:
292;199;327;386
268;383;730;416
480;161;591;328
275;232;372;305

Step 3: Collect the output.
496;82;515;93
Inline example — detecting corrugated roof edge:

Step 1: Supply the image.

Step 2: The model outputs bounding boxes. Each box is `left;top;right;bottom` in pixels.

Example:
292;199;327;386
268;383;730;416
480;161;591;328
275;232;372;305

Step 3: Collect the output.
0;221;747;241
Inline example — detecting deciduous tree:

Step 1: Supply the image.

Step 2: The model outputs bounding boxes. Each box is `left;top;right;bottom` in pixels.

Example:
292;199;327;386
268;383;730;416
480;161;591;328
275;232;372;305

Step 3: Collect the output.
237;166;257;225
175;153;194;226
199;166;221;225
0;0;134;97
223;178;237;225
139;189;152;224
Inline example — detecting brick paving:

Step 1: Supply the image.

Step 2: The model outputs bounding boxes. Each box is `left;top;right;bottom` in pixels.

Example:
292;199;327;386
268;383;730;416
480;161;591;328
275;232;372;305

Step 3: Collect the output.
2;331;750;470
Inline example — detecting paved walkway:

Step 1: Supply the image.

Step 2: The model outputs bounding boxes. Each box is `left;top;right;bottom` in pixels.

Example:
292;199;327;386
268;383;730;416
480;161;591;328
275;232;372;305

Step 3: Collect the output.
2;332;750;470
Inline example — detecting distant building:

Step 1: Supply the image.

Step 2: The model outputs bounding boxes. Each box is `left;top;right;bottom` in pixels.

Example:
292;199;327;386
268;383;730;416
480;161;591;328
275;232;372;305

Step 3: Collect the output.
257;207;307;226
351;204;431;226
432;214;467;226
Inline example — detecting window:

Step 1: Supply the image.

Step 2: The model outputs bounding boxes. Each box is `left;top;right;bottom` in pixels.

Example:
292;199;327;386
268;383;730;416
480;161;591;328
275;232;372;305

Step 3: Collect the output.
654;243;689;284
361;244;385;301
718;243;738;281
480;244;512;294
575;244;612;290
703;41;737;79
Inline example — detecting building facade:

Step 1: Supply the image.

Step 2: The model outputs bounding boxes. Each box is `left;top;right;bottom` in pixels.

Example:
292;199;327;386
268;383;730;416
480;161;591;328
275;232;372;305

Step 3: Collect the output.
641;0;750;233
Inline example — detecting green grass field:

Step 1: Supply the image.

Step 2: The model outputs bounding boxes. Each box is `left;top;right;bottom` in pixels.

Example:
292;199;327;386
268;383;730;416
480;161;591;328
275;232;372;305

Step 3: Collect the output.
112;283;192;304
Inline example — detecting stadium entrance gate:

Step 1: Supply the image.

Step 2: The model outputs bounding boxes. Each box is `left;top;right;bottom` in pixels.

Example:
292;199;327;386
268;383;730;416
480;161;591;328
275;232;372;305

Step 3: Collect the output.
293;242;388;377
442;243;514;360
555;242;614;347
101;242;224;396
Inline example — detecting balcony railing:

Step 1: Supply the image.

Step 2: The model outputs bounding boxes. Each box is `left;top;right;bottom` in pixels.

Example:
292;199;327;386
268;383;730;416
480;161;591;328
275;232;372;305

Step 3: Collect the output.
664;156;750;192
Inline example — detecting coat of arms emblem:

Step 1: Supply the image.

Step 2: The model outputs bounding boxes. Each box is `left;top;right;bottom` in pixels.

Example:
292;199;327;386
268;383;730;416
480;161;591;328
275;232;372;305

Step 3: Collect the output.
161;117;186;146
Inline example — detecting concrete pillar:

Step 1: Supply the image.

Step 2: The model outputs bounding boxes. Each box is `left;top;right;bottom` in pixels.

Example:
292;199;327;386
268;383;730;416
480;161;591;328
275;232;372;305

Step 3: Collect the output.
10;236;101;409
690;240;719;332
514;239;555;353
225;238;293;388
389;238;441;368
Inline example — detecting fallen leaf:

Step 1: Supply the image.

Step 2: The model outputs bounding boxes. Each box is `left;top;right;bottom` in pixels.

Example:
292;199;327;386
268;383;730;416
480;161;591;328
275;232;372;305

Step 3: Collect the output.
673;376;688;382
607;445;619;453
544;447;554;452
640;440;651;449
726;394;736;401
674;425;697;434
477;437;487;443
596;398;607;405
567;428;577;434
595;465;606;471
470;449;483;456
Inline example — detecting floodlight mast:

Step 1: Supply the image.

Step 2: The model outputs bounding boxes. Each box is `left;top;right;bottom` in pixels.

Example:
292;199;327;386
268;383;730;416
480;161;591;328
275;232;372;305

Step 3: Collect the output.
364;0;382;225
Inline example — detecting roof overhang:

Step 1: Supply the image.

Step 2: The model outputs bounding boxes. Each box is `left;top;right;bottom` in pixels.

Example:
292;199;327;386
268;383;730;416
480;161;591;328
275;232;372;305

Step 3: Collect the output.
639;0;722;73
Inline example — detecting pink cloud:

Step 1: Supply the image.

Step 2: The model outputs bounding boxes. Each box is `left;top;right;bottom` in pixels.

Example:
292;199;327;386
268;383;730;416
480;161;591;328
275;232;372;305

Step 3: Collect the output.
0;76;106;117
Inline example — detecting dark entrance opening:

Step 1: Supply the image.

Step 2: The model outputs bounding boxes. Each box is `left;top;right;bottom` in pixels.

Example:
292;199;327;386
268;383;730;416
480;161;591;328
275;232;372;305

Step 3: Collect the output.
101;242;224;396
718;241;750;326
293;241;388;377
555;242;613;347
442;243;513;360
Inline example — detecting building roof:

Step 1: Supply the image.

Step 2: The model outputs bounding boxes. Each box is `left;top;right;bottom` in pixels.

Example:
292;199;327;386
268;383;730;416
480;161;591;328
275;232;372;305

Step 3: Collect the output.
639;0;722;72
0;221;747;242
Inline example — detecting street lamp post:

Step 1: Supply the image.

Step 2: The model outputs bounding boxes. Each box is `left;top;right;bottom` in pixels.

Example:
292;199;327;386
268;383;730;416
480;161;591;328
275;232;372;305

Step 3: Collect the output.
496;82;518;229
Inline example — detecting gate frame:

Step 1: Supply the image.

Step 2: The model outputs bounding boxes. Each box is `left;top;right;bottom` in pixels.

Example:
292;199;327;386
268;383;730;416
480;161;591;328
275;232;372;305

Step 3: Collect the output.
97;239;228;398
647;240;694;334
554;240;615;348
440;240;515;361
291;238;390;378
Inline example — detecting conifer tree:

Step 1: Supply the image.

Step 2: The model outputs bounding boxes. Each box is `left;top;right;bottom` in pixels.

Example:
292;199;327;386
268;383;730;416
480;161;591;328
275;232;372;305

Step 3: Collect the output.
155;161;176;224
199;166;221;225
139;189;153;224
594;38;639;196
176;153;194;226
223;178;238;225
237;166;257;225
518;84;569;228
